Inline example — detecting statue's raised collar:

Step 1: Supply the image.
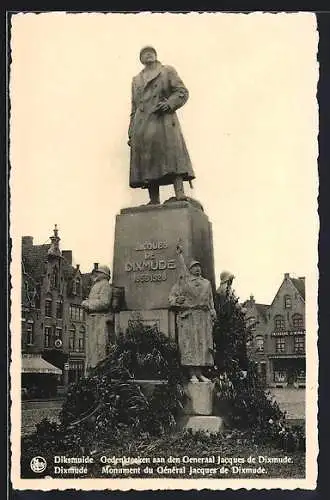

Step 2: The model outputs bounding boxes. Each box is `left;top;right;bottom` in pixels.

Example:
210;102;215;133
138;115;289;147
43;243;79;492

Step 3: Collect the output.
136;61;163;89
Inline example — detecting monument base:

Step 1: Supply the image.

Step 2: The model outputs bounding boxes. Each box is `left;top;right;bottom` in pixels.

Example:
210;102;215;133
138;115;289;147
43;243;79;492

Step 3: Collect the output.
179;415;224;434
183;381;214;416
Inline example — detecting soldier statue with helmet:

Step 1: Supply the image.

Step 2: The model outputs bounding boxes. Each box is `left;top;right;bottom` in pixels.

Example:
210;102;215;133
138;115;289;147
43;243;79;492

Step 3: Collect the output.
169;243;216;383
81;265;115;374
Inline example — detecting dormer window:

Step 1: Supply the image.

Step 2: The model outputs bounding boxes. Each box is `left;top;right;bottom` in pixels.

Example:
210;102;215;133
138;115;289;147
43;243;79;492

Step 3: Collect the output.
247;316;257;332
284;295;292;309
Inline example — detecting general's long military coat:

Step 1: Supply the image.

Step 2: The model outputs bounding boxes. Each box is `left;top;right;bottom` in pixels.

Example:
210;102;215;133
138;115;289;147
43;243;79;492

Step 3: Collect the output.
128;62;195;188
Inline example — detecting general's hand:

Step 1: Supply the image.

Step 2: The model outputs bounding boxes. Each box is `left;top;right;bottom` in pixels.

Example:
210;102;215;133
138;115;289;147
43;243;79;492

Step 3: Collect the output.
155;100;171;114
127;139;131;147
158;101;171;112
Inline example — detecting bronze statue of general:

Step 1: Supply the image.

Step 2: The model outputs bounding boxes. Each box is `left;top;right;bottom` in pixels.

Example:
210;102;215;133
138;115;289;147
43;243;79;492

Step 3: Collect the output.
128;46;195;204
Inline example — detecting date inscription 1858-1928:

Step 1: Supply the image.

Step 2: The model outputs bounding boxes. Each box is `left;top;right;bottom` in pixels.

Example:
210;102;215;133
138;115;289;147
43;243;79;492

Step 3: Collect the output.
124;240;176;283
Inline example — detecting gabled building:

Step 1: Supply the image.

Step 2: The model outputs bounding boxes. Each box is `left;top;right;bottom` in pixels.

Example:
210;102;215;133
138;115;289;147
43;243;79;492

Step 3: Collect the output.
264;273;305;387
244;273;306;388
244;296;269;386
21;226;89;396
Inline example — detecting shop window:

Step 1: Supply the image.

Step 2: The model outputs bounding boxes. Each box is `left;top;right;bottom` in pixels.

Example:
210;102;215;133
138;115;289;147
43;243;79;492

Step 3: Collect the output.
284;295;292;309
294;336;305;353
255;336;264;353
274;370;287;383
274;315;285;331
275;337;286;353
292;314;304;329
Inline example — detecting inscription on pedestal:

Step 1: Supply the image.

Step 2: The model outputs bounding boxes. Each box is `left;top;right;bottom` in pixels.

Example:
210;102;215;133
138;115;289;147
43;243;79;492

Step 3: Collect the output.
112;202;215;311
124;240;176;284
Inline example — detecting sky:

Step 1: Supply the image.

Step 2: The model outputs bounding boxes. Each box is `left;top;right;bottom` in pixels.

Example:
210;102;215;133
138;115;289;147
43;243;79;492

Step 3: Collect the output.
10;12;319;304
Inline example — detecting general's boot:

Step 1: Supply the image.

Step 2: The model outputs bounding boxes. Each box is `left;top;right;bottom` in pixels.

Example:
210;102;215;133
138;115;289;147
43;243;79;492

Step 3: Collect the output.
147;185;160;205
173;176;187;201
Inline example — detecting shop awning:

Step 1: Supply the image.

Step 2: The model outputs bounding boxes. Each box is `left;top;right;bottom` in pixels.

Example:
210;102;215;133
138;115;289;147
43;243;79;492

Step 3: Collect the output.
22;354;62;375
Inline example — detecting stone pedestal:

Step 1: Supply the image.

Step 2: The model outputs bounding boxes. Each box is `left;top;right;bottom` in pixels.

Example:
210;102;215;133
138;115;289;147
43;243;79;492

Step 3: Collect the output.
180;381;225;433
183;381;213;415
180;416;224;434
112;200;215;337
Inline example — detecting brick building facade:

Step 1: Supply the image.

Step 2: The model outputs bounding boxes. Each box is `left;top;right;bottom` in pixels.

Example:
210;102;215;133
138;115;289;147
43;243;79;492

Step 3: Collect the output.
244;273;305;388
21;226;91;396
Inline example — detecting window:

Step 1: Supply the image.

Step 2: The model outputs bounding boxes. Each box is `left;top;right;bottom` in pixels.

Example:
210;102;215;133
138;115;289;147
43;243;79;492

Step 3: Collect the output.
274;370;287;383
294;336;305;353
56;300;63;319
275;337;286;353
78;326;85;352
255;336;264;353
51;267;59;289
70;304;84;321
26;321;34;345
274;315;285;331
35;285;41;309
247;316;257;332
69;325;76;351
55;327;63;340
292;314;304;329
72;278;81;296
45;298;52;317
44;326;52;348
284;295;292;309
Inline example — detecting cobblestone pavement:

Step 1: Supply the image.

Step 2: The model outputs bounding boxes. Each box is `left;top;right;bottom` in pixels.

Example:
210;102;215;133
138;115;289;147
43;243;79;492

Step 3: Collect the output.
269;388;305;420
21;400;62;437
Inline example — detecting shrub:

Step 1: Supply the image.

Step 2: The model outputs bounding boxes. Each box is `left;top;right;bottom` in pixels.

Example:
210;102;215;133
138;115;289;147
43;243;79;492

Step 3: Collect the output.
23;319;186;459
212;287;305;451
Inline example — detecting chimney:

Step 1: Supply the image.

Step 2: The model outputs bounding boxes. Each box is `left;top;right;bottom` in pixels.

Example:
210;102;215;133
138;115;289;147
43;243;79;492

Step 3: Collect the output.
250;294;255;302
62;250;72;265
93;263;99;271
22;236;33;248
299;276;305;282
76;264;80;270
284;273;290;279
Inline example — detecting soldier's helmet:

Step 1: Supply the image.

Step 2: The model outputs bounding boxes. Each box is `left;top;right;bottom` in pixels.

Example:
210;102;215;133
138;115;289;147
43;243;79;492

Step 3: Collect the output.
188;260;201;270
95;265;111;279
220;270;235;284
139;46;157;62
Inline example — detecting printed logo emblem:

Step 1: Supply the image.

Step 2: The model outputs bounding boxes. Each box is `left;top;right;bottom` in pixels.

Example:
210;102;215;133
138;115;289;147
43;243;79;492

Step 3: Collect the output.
30;456;47;473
